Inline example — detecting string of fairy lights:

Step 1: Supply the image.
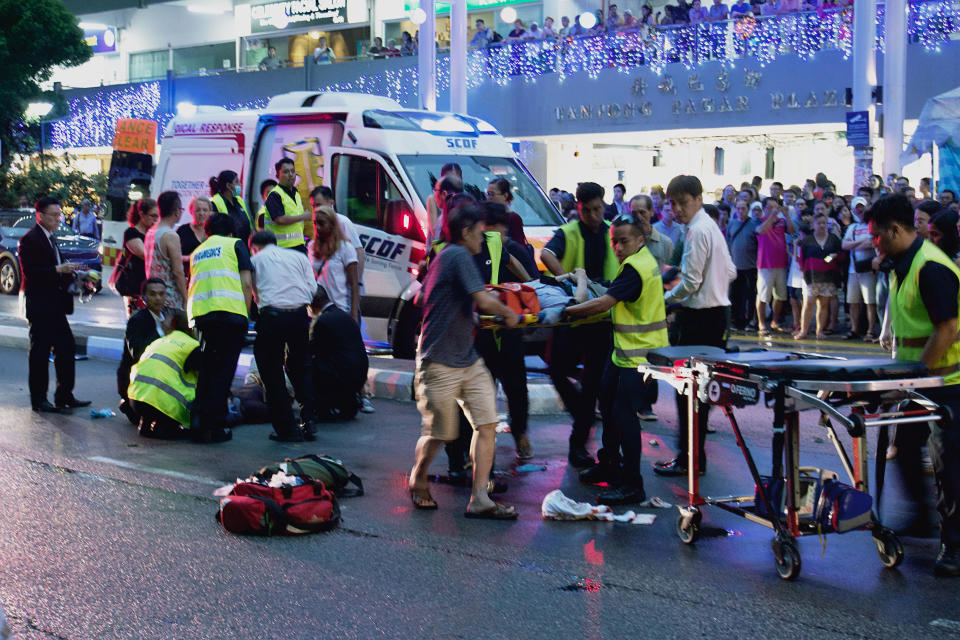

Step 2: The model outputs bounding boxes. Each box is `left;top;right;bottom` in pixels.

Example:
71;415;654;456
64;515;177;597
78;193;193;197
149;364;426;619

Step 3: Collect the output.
48;0;960;149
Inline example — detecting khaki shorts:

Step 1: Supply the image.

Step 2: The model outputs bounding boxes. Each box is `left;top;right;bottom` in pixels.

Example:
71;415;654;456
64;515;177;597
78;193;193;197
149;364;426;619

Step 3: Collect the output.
758;268;787;303
415;359;498;441
846;271;877;304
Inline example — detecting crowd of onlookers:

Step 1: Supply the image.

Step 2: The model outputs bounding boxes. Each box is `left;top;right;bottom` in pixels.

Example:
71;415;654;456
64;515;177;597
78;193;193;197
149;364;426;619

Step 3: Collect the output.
548;172;960;341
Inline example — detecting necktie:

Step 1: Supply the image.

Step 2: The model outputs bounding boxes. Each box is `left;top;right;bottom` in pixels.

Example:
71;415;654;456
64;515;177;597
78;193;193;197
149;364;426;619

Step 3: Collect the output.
49;233;60;265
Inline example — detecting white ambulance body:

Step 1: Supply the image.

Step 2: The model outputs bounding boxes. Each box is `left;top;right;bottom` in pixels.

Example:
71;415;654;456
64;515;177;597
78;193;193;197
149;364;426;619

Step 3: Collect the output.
153;91;562;357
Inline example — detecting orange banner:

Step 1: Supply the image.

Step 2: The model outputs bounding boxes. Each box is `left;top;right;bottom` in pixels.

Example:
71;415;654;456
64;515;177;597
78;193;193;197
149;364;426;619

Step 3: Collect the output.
113;118;157;155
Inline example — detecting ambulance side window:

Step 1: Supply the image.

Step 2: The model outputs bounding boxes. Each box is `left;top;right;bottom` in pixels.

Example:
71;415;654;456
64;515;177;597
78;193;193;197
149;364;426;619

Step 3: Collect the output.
331;154;404;231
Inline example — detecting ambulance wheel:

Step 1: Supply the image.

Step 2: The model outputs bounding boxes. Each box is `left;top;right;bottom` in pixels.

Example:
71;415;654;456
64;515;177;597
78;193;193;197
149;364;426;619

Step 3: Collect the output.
773;539;801;581
391;303;421;360
676;510;701;545
874;529;904;568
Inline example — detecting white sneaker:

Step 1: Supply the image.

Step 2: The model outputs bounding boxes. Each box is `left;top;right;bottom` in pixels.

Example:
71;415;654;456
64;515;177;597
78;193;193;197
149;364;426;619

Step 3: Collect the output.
360;397;375;413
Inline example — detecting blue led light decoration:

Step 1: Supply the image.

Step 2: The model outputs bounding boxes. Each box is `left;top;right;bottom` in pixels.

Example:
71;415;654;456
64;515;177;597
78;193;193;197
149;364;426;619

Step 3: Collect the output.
39;0;960;150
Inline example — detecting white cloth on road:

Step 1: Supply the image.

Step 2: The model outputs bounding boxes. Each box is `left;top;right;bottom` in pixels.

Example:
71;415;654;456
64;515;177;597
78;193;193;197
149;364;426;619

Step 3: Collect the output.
541;490;663;524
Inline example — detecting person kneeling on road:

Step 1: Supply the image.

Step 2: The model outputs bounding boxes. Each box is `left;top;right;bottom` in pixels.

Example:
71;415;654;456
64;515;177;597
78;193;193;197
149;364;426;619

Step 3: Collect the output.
127;311;201;439
564;213;669;505
117;278;167;424
309;285;369;421
409;202;521;519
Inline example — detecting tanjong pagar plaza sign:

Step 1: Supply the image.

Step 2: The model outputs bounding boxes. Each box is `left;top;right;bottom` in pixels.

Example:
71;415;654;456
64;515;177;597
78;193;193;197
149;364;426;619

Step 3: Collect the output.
250;0;347;33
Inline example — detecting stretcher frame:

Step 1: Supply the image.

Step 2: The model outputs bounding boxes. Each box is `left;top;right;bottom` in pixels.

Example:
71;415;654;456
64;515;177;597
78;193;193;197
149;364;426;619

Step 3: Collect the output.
638;351;946;580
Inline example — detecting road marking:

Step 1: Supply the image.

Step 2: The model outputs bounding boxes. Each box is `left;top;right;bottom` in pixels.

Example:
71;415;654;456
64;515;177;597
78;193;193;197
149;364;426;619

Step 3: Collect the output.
88;456;224;487
931;619;960;633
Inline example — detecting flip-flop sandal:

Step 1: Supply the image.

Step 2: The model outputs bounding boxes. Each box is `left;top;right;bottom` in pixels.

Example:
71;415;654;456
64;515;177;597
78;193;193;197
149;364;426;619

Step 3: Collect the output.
758;328;771;337
464;502;518;520
410;487;438;510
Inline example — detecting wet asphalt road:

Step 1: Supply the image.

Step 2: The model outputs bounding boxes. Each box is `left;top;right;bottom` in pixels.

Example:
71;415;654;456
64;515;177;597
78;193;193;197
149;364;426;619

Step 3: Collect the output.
0;342;958;639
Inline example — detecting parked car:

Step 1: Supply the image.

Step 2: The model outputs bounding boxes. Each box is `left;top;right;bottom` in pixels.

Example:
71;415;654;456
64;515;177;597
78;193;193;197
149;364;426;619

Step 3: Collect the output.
0;210;103;295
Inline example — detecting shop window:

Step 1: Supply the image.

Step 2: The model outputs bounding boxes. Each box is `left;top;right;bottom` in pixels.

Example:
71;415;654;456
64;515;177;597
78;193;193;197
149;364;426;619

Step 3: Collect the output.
173;42;235;76
129;49;168;82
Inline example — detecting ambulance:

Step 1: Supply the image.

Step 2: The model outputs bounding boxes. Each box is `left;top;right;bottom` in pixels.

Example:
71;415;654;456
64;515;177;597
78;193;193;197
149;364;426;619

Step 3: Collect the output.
151;91;563;357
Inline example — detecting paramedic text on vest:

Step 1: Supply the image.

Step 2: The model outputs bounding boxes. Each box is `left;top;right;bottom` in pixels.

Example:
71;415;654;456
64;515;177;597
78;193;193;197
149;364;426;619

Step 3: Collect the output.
540;182;616;469
564;216;668;506
264;158;311;252
186;213;254;444
868;192;960;578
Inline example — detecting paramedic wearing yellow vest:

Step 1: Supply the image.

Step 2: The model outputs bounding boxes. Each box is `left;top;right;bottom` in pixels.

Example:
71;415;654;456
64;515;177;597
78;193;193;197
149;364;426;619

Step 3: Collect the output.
867;193;960;578
209;169;253;249
565;215;669;505
263;158;311;253
127;311;200;439
540;182;617;469
186;213;254;444
255;178;278;232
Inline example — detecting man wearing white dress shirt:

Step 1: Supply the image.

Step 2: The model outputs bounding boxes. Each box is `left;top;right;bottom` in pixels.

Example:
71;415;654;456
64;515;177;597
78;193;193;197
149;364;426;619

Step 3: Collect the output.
250;230;318;442
654;175;737;477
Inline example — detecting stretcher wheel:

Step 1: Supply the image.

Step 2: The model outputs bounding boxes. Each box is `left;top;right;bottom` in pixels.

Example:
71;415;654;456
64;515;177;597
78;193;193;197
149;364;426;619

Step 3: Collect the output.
773;539;801;581
675;510;701;545
874;529;904;568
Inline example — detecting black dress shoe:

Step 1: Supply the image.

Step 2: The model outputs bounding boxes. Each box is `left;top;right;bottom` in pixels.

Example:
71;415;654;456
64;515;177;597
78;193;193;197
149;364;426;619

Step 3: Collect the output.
653;457;705;477
579;465;616;485
935;544;960;577
32;400;60;413
568;448;596;468
55;397;92;409
597;485;647;506
192;429;232;444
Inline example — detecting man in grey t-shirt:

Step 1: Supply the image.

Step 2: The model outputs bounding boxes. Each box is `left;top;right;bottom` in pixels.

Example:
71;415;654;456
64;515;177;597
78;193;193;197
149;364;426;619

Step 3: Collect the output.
409;204;520;519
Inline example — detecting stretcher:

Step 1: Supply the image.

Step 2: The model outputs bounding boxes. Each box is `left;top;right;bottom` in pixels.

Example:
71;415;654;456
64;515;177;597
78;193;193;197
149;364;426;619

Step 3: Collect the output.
476;313;610;329
639;346;947;580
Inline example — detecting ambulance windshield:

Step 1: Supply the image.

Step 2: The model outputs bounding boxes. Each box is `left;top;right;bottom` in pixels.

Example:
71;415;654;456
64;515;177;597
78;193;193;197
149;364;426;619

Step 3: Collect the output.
397;155;562;228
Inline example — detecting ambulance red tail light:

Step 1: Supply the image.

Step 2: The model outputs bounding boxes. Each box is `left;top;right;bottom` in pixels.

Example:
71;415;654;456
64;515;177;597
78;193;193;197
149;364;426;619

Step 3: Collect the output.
385;199;425;243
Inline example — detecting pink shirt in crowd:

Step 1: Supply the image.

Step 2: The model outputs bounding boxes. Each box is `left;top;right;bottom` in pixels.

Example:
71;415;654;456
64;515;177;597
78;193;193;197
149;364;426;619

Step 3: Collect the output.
756;216;788;269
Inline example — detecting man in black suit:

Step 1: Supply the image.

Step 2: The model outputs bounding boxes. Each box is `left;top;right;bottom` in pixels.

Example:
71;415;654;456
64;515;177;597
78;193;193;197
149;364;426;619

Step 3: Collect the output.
308;285;368;420
117;278;167;424
19;196;90;412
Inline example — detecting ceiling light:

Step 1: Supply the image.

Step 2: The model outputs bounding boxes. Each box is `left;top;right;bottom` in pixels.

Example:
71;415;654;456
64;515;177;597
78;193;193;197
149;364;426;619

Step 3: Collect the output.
579;11;597;29
410;8;427;25
188;3;229;14
79;22;109;30
500;7;517;23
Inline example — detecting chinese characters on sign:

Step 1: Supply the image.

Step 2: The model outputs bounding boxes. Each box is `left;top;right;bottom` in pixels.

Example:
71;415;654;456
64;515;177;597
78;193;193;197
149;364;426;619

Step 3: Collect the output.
555;67;843;123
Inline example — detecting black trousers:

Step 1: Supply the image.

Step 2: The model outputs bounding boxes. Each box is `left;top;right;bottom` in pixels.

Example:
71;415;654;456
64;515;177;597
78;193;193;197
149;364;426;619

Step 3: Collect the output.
28;311;75;406
729;268;757;329
312;362;364;420
598;362;647;488
254;307;313;437
673;306;729;465
548;322;612;449
194;317;246;433
476;329;528;438
130;399;183;438
913;386;960;547
894;420;932;525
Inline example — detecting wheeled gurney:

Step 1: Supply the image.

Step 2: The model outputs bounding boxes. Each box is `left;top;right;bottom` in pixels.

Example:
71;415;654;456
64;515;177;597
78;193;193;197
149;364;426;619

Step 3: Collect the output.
639;346;947;580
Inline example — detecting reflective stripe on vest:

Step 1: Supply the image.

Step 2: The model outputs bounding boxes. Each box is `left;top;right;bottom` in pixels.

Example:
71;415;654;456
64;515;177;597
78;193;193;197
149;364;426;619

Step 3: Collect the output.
256;205;266;231
187;235;248;322
127;331;199;426
265;186;306;248
555;219;619;281
211;193;253;231
611;246;670;368
890;240;960;384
